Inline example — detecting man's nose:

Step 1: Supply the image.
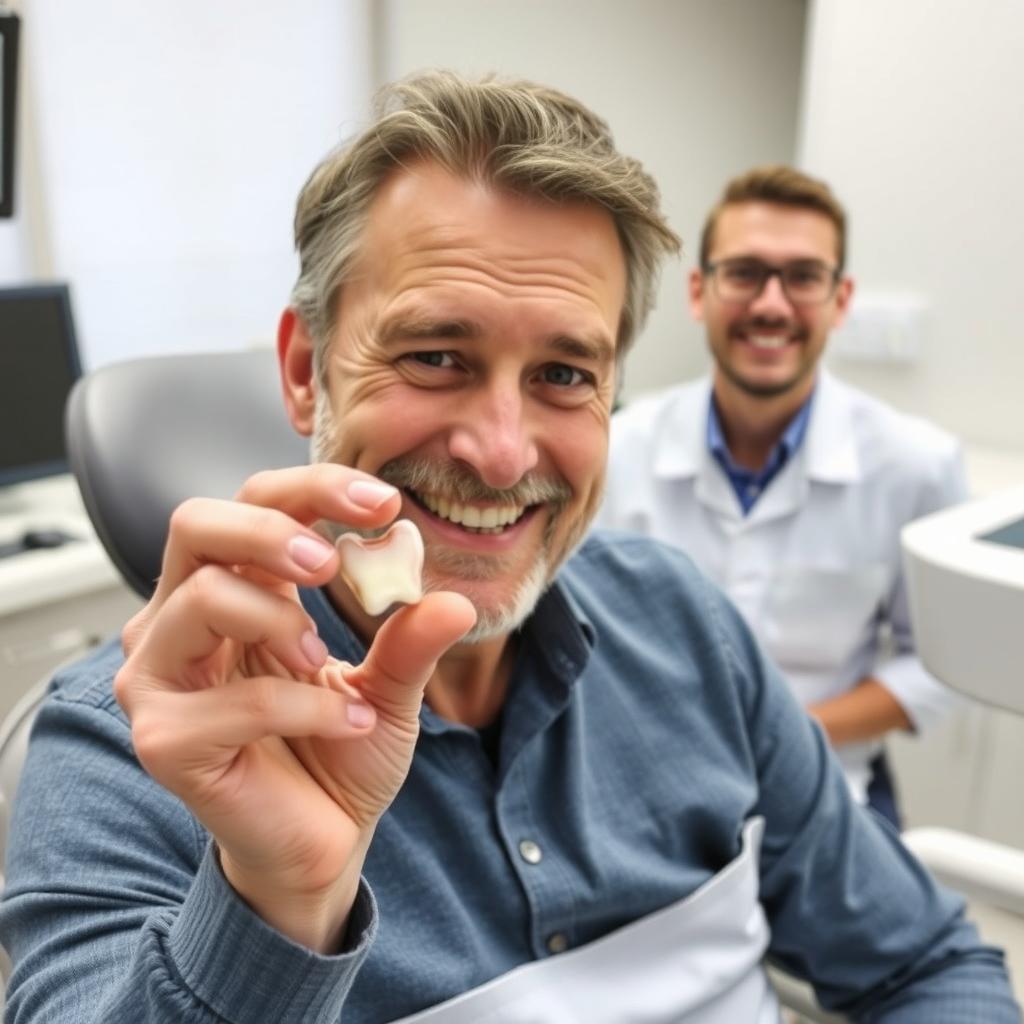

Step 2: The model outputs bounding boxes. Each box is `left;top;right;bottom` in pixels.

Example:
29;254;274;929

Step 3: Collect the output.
447;383;540;491
747;271;794;318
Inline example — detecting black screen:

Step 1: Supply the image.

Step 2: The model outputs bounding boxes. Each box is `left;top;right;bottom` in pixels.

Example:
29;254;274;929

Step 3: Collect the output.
978;516;1024;552
0;284;81;486
0;12;20;218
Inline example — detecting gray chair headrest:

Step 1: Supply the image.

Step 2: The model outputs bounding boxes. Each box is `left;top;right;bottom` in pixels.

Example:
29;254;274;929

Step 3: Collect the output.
65;349;310;598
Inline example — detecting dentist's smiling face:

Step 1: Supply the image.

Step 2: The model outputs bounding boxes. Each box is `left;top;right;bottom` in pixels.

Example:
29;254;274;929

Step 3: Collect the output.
314;160;626;641
690;201;852;401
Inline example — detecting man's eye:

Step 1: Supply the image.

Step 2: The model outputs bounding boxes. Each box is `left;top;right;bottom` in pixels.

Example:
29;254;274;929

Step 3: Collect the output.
542;364;588;387
787;266;826;286
410;351;455;368
724;264;761;284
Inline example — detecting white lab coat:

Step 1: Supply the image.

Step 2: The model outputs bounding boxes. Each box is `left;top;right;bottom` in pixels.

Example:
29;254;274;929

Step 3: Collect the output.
598;370;968;802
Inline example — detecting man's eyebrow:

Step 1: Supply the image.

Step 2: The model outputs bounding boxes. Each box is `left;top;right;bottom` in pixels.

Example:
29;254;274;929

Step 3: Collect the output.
379;317;479;344
549;333;616;364
378;317;615;362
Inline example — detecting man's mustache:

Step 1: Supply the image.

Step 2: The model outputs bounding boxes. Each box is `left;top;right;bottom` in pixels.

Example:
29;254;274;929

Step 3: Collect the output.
377;457;572;508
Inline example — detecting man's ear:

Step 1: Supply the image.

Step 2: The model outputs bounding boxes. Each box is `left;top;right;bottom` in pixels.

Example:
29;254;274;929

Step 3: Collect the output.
278;307;316;437
830;275;856;331
688;267;706;323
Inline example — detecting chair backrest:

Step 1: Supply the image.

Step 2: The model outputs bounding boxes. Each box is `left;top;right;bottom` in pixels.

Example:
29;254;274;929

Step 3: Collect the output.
65;349;310;598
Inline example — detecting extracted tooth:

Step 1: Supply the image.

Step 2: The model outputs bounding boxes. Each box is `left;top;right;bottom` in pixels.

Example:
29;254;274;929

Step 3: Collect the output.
335;519;424;616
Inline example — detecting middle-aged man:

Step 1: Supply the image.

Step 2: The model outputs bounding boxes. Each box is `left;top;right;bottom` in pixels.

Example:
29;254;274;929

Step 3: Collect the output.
598;167;969;829
1;74;1018;1023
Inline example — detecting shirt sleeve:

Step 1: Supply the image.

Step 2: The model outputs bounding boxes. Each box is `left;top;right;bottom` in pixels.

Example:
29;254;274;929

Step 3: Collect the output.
706;582;1021;1022
0;655;378;1024
875;439;971;732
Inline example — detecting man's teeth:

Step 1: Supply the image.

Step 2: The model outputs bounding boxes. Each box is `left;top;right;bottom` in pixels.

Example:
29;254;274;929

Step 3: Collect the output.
748;334;790;350
418;492;525;532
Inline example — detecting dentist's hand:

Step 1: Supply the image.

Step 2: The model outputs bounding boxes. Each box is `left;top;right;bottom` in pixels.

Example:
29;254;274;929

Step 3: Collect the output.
114;464;475;951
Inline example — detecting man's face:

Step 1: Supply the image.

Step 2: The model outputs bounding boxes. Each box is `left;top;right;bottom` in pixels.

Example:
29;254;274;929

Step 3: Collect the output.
690;202;852;400
313;161;625;641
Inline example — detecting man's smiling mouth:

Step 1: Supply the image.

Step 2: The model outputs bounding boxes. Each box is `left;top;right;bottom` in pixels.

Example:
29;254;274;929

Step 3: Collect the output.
746;334;793;350
411;490;530;535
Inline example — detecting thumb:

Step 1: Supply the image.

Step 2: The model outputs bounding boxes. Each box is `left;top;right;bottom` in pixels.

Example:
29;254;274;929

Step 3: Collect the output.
355;592;476;713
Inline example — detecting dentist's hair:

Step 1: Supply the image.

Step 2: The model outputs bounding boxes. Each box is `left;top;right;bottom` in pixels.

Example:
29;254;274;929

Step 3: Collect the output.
290;69;681;386
699;165;847;270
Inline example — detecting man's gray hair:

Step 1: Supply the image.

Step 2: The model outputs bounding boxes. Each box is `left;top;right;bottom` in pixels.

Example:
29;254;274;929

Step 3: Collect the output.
290;70;681;386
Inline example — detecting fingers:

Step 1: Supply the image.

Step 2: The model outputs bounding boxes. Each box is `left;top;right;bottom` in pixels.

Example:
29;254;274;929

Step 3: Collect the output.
152;464;401;606
349;592;477;713
132;674;373;775
121;565;329;703
236;463;401;527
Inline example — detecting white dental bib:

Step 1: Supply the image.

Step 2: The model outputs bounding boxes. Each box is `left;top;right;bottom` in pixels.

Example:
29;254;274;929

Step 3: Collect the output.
392;818;778;1024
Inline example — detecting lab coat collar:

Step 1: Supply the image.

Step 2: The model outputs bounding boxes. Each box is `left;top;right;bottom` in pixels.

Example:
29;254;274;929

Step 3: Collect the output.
650;378;741;519
649;370;861;525
803;369;862;484
651;377;711;479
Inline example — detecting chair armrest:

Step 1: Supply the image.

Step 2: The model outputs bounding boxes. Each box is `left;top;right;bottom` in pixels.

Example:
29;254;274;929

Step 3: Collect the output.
903;827;1024;915
767;965;848;1022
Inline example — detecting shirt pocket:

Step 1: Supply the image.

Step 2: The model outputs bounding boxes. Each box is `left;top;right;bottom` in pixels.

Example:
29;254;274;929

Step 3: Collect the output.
761;565;888;673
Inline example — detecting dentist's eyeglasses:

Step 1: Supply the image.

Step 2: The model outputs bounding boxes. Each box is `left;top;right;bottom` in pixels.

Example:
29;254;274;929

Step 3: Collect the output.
703;258;841;305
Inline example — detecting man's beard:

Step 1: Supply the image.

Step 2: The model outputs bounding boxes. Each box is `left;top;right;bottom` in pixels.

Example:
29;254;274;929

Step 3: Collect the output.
311;392;577;643
712;319;814;399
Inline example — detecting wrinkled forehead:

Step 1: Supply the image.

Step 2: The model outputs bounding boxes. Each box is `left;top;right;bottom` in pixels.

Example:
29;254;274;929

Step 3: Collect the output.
350;160;627;309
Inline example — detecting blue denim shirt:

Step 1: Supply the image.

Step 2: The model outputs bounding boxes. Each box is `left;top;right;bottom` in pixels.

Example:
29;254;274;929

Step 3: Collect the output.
1;533;1018;1022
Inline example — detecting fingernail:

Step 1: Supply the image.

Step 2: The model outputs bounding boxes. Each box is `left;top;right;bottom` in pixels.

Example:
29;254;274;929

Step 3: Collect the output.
347;479;399;510
347;702;374;728
299;630;328;667
289;535;335;572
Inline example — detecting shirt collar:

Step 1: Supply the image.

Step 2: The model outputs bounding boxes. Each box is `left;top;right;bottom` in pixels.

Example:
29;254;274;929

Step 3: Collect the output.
706;387;815;477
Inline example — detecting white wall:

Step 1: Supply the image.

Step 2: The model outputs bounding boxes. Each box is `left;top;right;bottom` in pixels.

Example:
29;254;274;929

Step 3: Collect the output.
376;0;807;401
800;0;1024;452
0;1;374;369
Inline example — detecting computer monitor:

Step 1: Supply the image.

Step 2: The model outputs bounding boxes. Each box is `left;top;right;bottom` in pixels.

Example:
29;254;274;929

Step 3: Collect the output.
0;283;82;487
0;10;20;218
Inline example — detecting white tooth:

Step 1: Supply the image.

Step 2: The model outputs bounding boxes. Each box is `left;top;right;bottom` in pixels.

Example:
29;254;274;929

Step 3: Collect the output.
438;496;450;519
421;493;438;514
447;501;465;524
335;519;424;616
461;506;483;528
480;507;499;529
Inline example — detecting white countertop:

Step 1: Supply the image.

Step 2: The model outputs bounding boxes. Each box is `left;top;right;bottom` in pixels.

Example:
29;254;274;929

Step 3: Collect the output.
0;475;124;617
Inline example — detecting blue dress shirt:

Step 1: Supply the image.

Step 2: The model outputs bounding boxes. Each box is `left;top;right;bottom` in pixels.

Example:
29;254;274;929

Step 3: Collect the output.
707;392;814;514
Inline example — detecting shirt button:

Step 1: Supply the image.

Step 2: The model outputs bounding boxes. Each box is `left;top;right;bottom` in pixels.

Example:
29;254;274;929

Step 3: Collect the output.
518;839;543;864
546;932;569;954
